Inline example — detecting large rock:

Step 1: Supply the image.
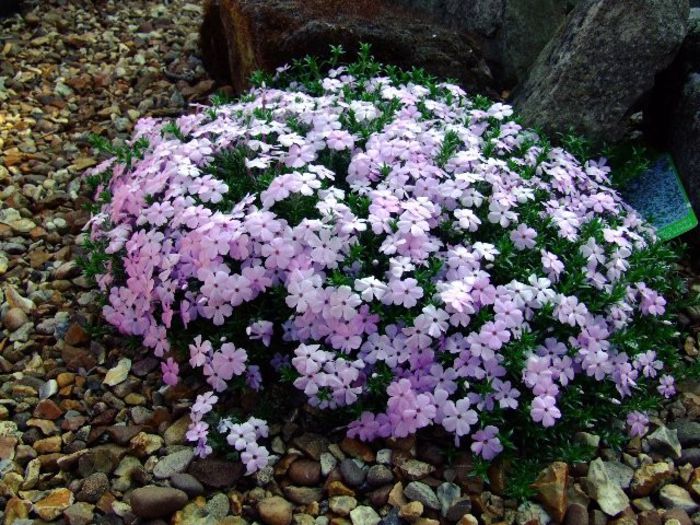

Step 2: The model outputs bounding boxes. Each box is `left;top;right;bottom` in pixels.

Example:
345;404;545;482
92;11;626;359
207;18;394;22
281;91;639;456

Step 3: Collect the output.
200;0;494;95
669;73;700;218
643;8;699;226
514;0;689;143
391;0;578;85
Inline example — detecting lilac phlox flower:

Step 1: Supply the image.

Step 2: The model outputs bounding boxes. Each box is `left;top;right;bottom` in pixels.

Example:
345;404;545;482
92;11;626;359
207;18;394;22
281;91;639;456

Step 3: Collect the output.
454;209;481;232
537;338;567;358
241;442;270;474
471;425;503;460
246;320;274;347
657;374;676;398
191;392;218;419
226;422;257;451
493;299;523;328
383;278;424;308
530;395;561;427
626;411;649;437
555;295;590;328
161;357;179;386
186;420;209;443
246;365;263;391
510;223;537;250
541;250;564;281
348;411;383;441
189;335;212;368
640;288;666;316
441;397;478;441
633;350;663;378
354;276;388;302
212;343;248;380
492;379;520;409
479;320;511;350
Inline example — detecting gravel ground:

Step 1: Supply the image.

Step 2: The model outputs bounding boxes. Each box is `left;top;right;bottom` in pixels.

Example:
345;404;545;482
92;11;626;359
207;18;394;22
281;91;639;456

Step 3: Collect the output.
2;1;700;525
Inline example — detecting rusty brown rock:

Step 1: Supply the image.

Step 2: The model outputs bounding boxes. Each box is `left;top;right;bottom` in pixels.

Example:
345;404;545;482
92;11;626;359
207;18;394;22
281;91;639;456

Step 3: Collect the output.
531;462;569;523
630;462;674;497
200;0;495;95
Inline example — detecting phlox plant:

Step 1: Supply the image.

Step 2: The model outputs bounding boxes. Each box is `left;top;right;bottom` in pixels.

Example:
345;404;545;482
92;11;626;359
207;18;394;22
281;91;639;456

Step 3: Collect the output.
82;45;691;477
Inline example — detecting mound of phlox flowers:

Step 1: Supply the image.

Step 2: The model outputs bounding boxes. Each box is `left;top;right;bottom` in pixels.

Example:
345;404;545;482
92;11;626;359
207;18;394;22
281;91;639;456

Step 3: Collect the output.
84;50;684;474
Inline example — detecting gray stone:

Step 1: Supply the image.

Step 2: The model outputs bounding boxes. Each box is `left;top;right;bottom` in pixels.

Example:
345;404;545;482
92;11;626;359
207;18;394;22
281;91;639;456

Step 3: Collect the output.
437;482;461;517
446;498;473;522
514;0;689;143
77;472;109;503
647;426;683;459
189;458;245;488
350;506;381;525
154;449;195;479
207;493;231;519
670;420;700;447
130;486;188;519
564;503;589;525
678;448;700;467
320;452;338;477
283;486;324;505
330;496;358;516
367;465;394;487
516;501;552;525
63;502;95;525
583;458;630;516
404;481;440;510
603;461;635;490
170;473;204;497
340;458;367;487
659;485;699;513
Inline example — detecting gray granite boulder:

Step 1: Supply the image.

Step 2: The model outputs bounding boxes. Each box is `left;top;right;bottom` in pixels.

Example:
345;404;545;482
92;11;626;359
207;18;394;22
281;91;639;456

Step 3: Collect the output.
514;0;689;143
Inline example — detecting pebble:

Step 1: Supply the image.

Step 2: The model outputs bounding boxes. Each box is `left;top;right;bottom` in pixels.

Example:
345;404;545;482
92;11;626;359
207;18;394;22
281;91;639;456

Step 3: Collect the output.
330;495;358;516
564;503;589;525
350;506;381;525
3;307;28;331
63;502;95;525
207;492;231;519
398;459;435;481
189;457;244;488
647;426;682;459
258;496;293;525
399;501;424;521
170;472;205;497
320;452;338;476
288;458;322;486
404;482;440;511
153;448;195;479
670;421;700;447
77;472;109;503
104;358;132;386
130;486;189;519
34;487;75;521
584;458;630;516
340;458;367;487
436;482;461;517
658;485;699;513
367;464;394;487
